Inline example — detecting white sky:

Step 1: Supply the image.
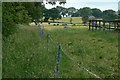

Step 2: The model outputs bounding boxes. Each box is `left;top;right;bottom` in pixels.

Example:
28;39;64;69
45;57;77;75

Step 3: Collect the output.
44;0;120;11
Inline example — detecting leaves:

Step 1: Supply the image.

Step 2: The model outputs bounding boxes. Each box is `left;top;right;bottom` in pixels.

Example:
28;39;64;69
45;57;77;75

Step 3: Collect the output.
2;2;44;38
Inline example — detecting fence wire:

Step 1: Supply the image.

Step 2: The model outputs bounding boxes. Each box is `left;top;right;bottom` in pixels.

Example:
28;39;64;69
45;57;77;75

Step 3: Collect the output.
49;34;103;80
38;23;103;79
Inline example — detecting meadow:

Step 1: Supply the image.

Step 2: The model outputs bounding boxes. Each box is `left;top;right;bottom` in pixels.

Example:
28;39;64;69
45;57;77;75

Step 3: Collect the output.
48;17;83;24
2;17;119;78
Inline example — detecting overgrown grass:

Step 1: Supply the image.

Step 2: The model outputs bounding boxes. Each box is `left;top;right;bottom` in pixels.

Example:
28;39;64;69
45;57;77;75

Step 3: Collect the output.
3;24;119;78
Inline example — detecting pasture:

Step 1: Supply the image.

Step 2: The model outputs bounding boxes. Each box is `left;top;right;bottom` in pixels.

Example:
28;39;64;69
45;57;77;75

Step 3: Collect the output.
49;17;83;24
2;18;119;78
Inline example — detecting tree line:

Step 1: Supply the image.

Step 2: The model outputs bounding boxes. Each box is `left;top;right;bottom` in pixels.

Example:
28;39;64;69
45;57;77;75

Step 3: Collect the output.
55;6;118;23
2;2;118;38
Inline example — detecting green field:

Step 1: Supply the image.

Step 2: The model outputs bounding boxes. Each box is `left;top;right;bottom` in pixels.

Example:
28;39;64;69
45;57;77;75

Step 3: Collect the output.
3;22;119;78
49;17;83;24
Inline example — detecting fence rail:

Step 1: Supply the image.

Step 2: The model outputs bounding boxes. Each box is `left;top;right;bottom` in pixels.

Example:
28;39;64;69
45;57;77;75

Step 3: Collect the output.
89;20;120;31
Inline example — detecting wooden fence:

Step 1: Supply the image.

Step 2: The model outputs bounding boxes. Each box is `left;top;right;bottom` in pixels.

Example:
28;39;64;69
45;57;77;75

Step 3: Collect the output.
89;20;120;31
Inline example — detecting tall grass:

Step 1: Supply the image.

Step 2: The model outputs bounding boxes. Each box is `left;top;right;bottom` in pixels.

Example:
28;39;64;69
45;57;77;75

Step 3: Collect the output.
2;24;119;78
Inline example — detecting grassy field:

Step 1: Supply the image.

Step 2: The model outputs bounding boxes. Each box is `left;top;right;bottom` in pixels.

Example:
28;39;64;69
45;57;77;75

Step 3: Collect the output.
49;17;83;24
2;22;119;78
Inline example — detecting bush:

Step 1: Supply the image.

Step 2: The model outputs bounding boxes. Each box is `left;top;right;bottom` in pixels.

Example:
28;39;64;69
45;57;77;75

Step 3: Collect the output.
82;15;89;24
2;2;31;38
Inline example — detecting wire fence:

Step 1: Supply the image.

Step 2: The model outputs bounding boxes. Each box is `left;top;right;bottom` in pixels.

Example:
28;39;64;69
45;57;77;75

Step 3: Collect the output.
37;23;103;79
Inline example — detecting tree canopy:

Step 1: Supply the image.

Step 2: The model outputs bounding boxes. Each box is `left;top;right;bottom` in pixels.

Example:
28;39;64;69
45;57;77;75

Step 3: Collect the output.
56;6;68;17
2;2;31;37
91;8;102;18
49;8;61;22
102;10;118;20
2;2;45;38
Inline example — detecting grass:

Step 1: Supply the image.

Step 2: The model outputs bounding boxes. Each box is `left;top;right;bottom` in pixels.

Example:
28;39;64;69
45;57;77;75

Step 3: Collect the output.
2;22;119;78
49;17;83;24
0;32;2;79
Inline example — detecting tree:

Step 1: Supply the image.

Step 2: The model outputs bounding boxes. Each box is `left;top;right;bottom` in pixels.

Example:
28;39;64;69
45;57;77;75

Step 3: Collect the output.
45;0;66;5
82;15;89;24
102;12;118;20
56;6;67;17
22;2;44;21
49;8;61;22
67;7;77;17
43;8;61;22
91;8;102;18
2;2;31;38
71;11;81;17
79;7;92;17
79;7;92;24
43;8;51;22
103;10;115;15
102;9;118;20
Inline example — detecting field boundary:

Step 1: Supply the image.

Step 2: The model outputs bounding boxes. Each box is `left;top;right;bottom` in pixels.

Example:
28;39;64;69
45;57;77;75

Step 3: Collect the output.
48;30;103;80
38;23;103;79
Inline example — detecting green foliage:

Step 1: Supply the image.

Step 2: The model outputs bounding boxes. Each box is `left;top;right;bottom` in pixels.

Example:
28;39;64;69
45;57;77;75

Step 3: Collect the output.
102;10;118;20
45;0;66;5
2;3;17;37
2;2;45;38
2;2;32;38
43;9;51;22
72;12;81;17
79;7;92;17
43;8;61;22
72;7;92;23
49;8;61;22
91;8;102;18
67;7;77;17
22;2;44;21
56;6;68;17
103;10;115;15
82;15;89;24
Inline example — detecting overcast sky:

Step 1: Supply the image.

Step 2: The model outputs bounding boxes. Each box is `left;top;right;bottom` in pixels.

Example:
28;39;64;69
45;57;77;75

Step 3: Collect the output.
44;0;120;11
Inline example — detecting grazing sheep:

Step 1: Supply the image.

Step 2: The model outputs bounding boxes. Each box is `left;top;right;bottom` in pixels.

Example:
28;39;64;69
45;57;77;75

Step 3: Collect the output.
72;24;76;26
64;25;71;28
53;24;56;26
48;22;51;24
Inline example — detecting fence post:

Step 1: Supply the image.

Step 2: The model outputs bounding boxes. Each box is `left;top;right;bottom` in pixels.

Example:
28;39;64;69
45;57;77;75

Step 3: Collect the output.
89;20;91;30
42;26;44;39
95;20;97;30
99;21;102;32
92;20;94;30
103;21;105;31
56;45;61;78
47;33;49;51
39;24;41;35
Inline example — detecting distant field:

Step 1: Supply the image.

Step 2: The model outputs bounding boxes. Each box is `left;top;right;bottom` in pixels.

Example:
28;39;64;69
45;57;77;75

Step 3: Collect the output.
49;17;83;24
3;23;119;78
